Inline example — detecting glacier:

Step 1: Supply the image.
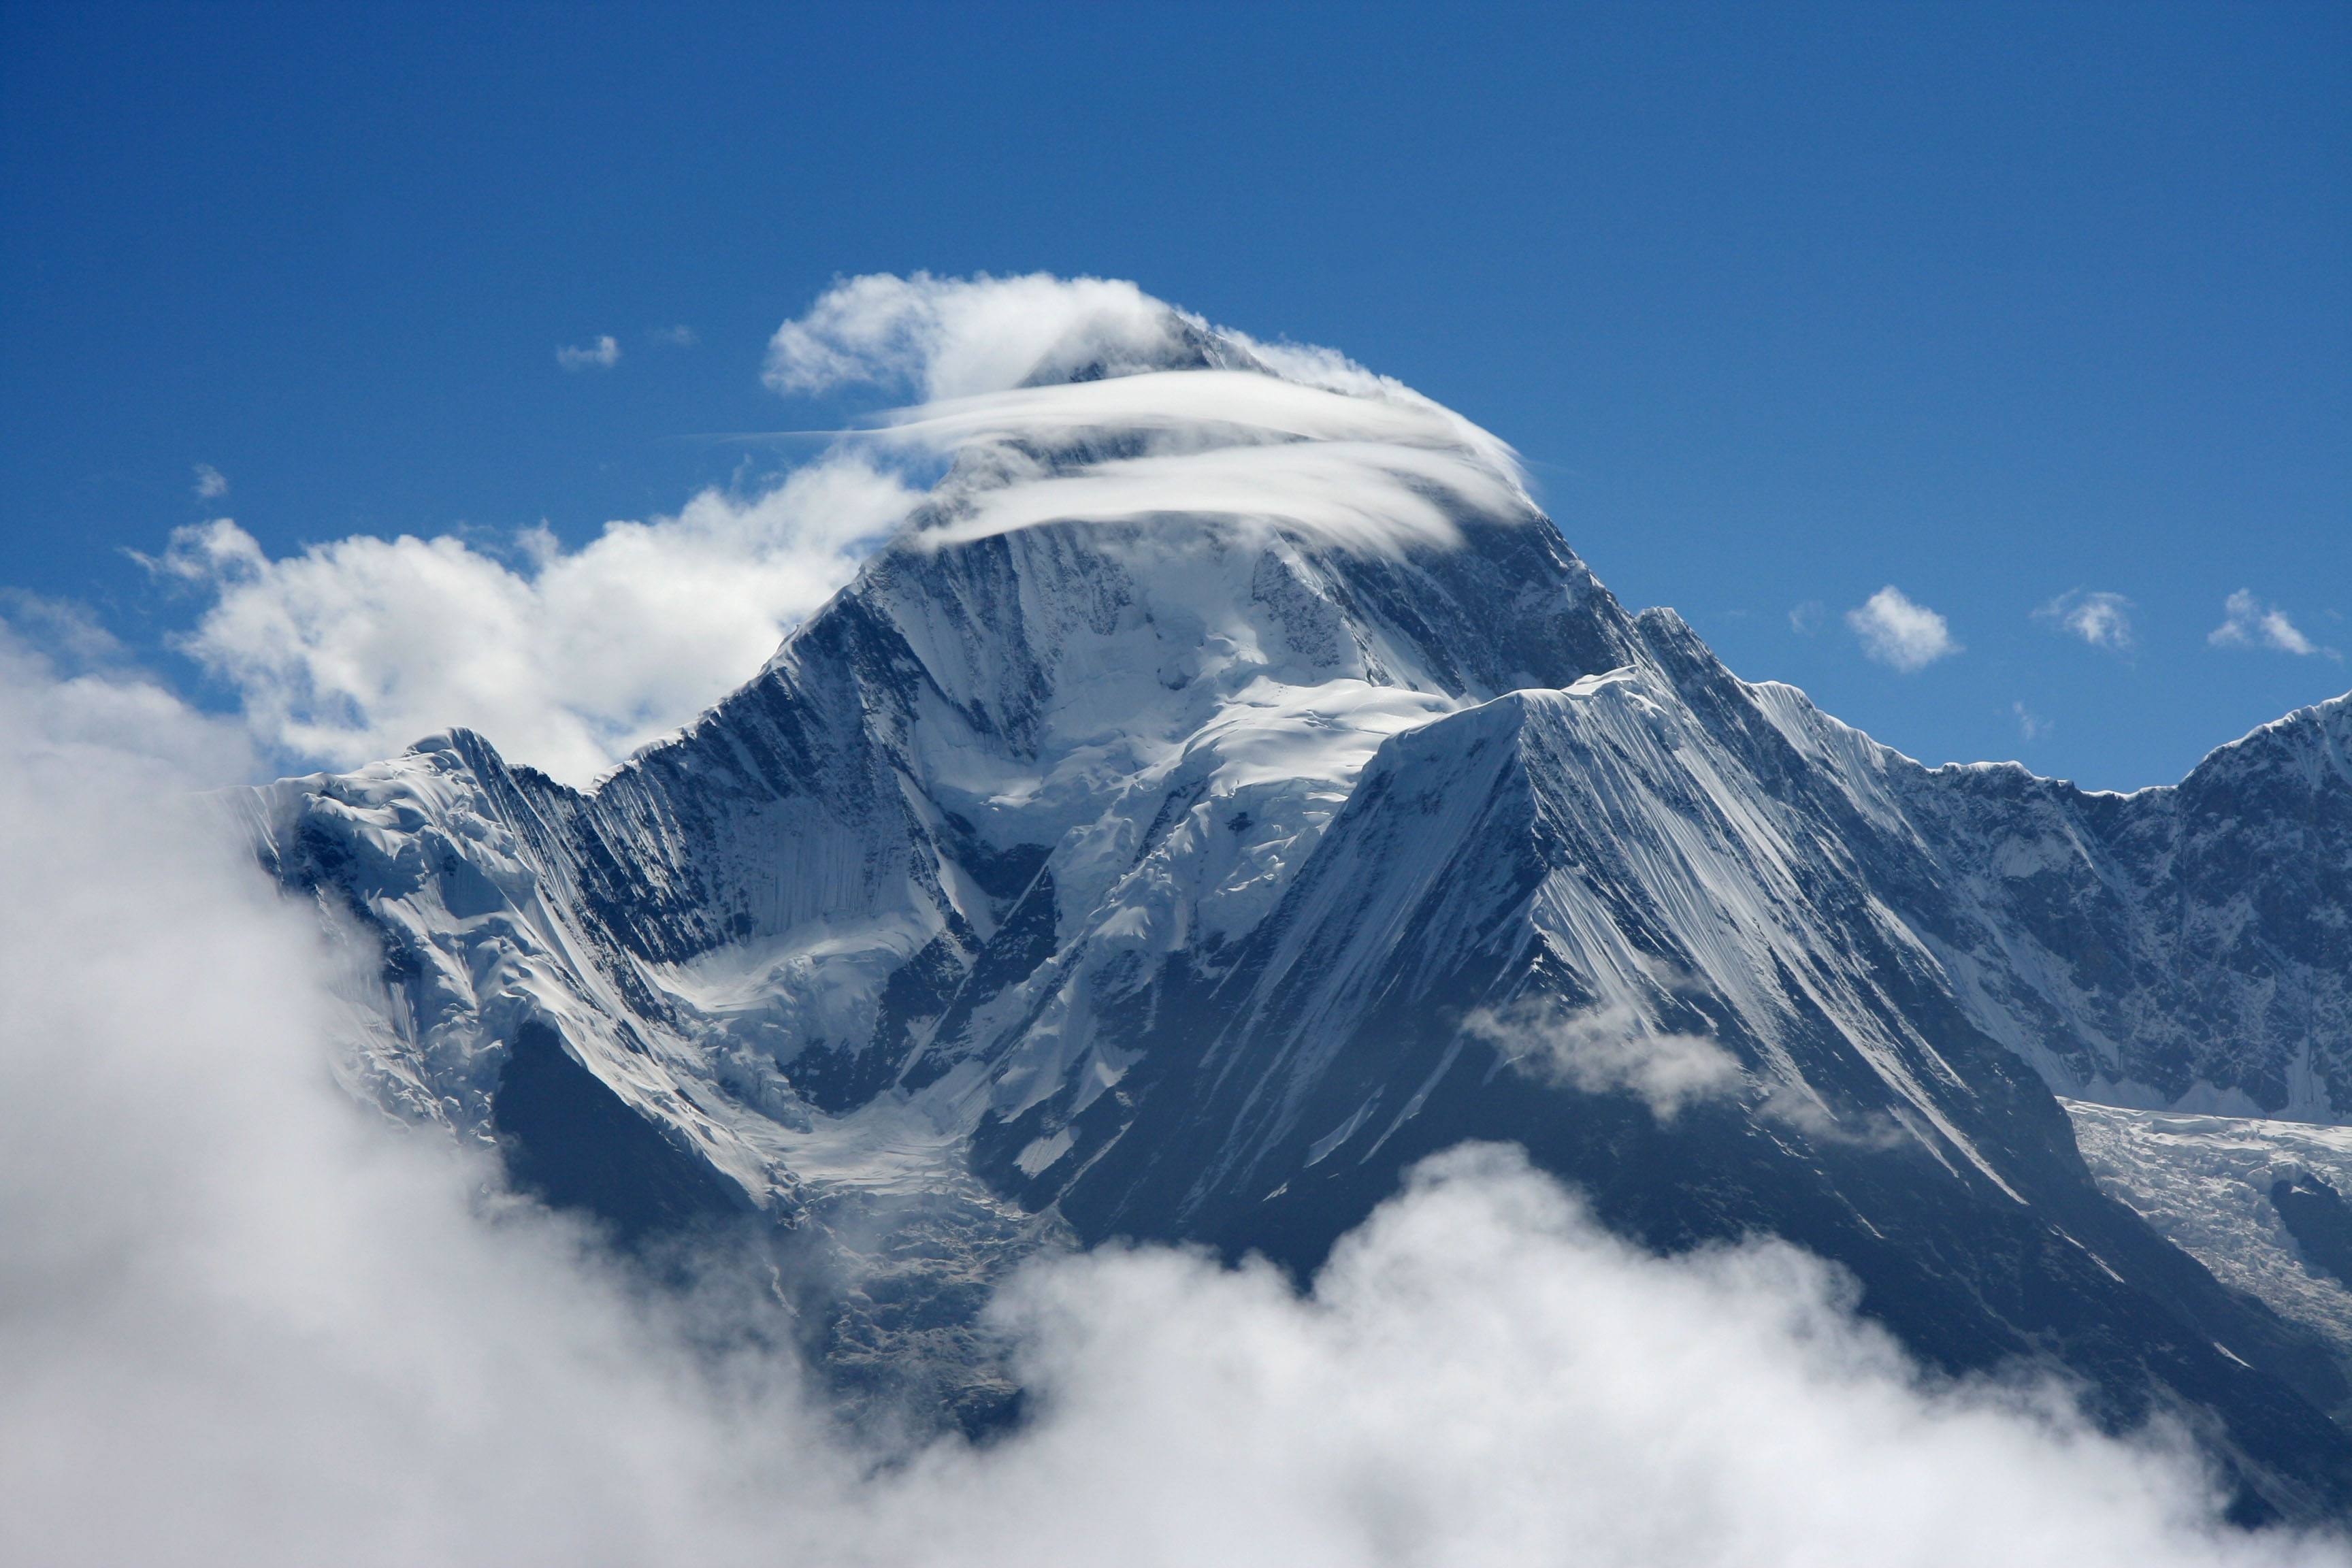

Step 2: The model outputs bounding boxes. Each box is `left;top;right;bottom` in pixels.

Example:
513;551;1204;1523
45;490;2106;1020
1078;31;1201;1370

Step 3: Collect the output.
243;290;2352;1518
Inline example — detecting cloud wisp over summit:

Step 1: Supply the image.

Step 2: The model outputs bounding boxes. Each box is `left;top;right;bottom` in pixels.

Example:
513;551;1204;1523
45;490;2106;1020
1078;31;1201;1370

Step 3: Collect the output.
768;270;1225;402
152;273;1538;785
772;272;1535;555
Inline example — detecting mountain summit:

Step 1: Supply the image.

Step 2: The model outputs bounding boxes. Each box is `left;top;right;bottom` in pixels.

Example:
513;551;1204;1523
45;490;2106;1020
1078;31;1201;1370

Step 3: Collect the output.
250;282;2352;1518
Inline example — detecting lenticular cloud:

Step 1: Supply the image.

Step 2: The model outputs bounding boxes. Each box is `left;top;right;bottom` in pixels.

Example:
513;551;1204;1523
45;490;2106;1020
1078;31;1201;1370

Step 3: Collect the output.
158;274;1536;785
785;271;1537;557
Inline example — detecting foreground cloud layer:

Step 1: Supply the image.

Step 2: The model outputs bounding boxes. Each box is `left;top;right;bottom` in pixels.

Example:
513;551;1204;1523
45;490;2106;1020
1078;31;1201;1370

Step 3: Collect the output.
2;589;2342;1565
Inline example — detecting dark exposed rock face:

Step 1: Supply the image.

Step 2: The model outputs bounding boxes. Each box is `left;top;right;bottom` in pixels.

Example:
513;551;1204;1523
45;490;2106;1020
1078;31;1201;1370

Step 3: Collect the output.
493;1019;756;1245
2276;1175;2352;1294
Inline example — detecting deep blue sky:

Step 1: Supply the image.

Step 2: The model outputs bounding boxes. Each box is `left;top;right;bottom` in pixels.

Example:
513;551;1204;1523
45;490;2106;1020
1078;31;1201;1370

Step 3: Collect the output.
3;1;2345;790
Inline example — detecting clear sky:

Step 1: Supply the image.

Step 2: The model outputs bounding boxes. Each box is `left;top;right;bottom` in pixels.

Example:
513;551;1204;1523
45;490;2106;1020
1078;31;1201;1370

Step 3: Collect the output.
2;1;2345;791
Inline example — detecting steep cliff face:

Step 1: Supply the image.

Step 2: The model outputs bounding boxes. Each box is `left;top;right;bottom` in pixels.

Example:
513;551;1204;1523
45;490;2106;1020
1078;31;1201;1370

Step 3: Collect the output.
250;495;1643;1198
1878;695;2352;1118
247;331;2352;1514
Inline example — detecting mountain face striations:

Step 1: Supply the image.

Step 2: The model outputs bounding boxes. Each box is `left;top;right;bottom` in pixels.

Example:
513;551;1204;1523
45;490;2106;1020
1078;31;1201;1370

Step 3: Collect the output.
246;312;2352;1519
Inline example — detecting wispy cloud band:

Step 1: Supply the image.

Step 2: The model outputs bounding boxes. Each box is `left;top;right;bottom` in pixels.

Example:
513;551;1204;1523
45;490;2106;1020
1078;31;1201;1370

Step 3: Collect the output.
2210;589;2333;658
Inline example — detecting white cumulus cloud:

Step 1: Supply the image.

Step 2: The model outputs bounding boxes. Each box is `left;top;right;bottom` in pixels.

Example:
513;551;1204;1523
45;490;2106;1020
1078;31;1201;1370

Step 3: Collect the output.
1847;585;1961;672
2211;589;2332;657
154;457;918;787
2037;589;2134;652
557;334;621;372
193;463;229;500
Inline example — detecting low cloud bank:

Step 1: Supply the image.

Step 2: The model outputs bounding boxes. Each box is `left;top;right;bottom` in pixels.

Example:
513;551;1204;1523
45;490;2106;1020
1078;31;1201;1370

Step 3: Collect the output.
1;630;2342;1567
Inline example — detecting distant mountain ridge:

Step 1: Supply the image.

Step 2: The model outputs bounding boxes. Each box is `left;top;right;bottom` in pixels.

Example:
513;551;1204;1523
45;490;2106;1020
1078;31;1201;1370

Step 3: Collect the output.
245;320;2352;1518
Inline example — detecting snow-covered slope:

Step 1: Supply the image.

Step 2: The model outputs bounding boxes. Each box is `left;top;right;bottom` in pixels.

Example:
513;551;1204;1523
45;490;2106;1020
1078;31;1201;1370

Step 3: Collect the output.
249;304;2352;1515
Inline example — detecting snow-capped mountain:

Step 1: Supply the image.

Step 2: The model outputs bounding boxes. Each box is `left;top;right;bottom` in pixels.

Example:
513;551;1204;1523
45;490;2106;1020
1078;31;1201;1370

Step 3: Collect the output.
247;303;2352;1516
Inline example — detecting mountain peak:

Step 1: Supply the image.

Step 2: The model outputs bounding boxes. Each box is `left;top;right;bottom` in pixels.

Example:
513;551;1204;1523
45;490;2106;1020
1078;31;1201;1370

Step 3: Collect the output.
246;280;2352;1516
